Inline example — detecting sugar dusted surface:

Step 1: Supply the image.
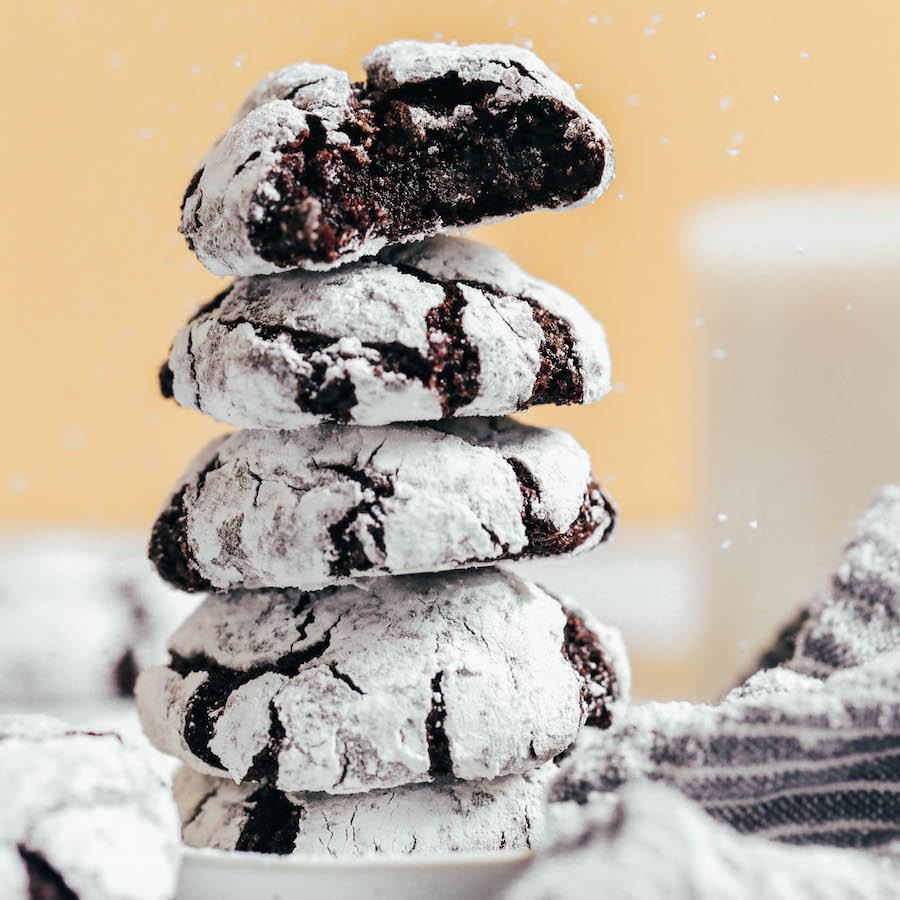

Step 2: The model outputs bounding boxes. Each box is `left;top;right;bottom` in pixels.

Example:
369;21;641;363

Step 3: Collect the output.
152;417;610;592
136;568;627;792
175;763;554;857
167;236;611;430
0;714;180;900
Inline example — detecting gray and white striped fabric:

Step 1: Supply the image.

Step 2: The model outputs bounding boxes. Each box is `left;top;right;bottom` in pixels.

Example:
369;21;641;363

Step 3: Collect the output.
551;486;900;849
505;487;900;899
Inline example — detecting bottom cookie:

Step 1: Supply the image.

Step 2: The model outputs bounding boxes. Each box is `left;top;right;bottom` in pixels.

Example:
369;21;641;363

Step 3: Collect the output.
175;764;554;858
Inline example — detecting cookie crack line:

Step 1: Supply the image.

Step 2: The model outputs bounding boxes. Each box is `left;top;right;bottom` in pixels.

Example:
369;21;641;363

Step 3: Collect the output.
425;671;453;777
505;455;615;558
169;611;345;774
235;782;302;854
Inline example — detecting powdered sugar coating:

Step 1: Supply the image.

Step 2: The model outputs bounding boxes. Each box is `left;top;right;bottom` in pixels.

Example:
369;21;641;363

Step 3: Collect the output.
164;236;611;429
0;535;193;701
174;763;554;857
0;715;180;900
149;417;614;592
136;568;625;793
180;41;613;276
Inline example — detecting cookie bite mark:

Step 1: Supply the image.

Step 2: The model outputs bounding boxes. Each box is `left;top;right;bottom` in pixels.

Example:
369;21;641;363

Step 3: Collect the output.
561;607;618;728
506;456;615;557
247;74;607;269
18;847;78;900
234;783;302;855
426;671;453;777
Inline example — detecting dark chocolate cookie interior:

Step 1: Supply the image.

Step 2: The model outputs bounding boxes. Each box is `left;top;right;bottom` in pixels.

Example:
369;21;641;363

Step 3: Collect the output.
215;73;606;268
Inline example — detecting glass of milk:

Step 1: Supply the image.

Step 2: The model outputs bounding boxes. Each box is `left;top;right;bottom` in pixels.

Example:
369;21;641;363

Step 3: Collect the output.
683;191;900;694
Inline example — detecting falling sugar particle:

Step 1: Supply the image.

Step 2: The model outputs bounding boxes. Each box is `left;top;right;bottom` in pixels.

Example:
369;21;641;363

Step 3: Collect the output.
108;53;123;69
8;474;28;495
800;51;810;60
712;347;727;360
234;52;246;68
726;148;741;157
190;65;202;75
695;316;706;327
717;513;728;523
661;137;670;145
625;93;641;108
432;31;443;40
644;26;656;36
673;531;686;543
613;381;626;394
718;96;733;110
588;14;599;24
651;12;663;24
748;520;759;529
721;539;732;550
62;427;87;452
795;243;805;254
732;131;744;143
696;10;707;18
520;38;534;49
574;82;584;90
616;192;624;200
506;15;517;27
773;93;781;102
138;127;155;141
846;303;854;311
708;52;718;61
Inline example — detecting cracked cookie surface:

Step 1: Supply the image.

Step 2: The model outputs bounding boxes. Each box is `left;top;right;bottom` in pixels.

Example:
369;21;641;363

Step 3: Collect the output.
180;40;613;275
135;568;628;793
148;417;615;592
0;715;180;900
174;762;554;857
160;237;611;430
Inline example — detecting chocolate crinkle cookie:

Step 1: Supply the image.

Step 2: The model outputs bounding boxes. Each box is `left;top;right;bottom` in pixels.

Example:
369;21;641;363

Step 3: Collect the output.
180;40;613;275
0;715;180;900
174;763;555;858
136;568;628;793
0;536;191;702
159;236;611;429
148;417;615;592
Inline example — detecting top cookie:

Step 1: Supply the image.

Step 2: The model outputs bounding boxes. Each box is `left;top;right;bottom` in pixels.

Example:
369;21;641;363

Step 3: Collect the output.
160;237;611;429
180;40;613;275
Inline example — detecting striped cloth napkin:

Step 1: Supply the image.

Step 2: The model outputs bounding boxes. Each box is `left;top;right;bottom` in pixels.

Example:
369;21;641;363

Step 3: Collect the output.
505;486;900;899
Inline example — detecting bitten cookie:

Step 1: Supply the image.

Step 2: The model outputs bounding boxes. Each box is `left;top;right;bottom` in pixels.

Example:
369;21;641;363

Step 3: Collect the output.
174;763;553;857
0;536;192;701
149;417;615;592
159;237;611;429
0;715;180;900
135;568;627;793
180;40;613;275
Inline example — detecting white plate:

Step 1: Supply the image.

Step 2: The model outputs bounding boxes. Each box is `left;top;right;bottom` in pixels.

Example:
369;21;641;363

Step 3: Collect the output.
177;846;532;900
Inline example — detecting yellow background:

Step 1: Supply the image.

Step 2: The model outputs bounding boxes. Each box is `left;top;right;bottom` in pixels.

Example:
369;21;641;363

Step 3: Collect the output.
2;0;896;528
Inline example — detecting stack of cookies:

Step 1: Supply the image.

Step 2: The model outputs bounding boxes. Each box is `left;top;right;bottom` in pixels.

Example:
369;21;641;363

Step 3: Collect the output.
138;40;629;858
